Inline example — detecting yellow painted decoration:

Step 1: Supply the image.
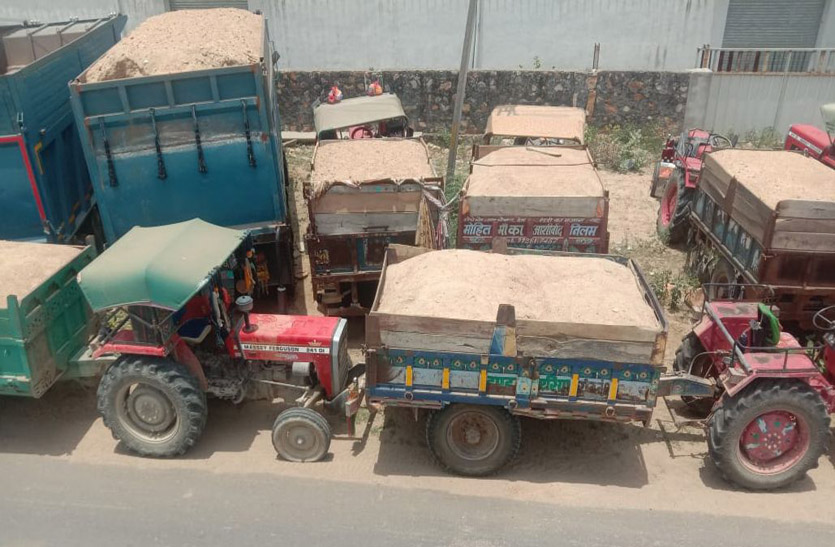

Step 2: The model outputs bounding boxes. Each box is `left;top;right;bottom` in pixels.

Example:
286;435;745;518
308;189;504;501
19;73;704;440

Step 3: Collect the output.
405;366;413;387
479;369;487;392
569;374;579;397
442;368;450;389
608;378;619;400
33;142;45;174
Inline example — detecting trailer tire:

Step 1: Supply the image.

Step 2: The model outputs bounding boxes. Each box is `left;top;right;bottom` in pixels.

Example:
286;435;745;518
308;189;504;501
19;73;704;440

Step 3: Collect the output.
707;380;830;490
656;171;691;245
272;407;331;462
426;404;521;476
97;357;207;457
673;333;717;416
707;258;738;300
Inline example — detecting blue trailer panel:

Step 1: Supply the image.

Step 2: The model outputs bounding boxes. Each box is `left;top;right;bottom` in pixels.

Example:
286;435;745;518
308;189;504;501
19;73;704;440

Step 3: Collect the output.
0;16;125;242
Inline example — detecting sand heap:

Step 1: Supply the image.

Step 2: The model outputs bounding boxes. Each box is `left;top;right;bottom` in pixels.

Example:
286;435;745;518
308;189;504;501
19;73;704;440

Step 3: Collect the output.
376;250;659;329
84;9;263;82
0;241;83;303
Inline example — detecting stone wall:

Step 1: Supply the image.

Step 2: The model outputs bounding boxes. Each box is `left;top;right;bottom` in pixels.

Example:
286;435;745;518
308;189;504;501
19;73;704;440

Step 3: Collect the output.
277;70;689;134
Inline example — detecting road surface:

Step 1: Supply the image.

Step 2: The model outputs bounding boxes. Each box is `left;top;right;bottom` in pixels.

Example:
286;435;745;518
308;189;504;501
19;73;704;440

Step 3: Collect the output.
1;452;833;547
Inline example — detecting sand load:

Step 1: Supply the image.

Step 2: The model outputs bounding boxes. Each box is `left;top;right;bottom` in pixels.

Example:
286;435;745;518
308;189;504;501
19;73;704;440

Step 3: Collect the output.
84;9;263;82
0;241;83;303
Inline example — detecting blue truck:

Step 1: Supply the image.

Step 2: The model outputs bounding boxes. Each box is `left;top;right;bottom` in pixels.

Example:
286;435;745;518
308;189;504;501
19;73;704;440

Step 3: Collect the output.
68;15;294;295
0;15;125;242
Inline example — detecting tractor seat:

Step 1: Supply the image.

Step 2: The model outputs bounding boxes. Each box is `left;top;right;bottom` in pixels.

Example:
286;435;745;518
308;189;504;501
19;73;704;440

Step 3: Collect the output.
178;317;212;344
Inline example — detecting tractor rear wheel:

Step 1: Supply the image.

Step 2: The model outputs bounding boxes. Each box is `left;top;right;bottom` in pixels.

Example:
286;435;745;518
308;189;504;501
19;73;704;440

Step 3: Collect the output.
707;380;830;490
97;357;207;457
656;171;692;245
426;404;521;476
272;407;331;462
673;333;717;416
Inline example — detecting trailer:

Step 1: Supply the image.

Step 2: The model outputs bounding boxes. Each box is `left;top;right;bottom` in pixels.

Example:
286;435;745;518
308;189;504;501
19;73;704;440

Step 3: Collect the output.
688;149;835;331
0;241;98;397
365;245;712;476
68;11;294;296
458;145;609;253
305;138;446;315
0;15;125;242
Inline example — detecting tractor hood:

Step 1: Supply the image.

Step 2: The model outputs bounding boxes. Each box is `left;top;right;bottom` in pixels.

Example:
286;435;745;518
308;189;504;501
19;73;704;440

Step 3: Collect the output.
77;219;246;312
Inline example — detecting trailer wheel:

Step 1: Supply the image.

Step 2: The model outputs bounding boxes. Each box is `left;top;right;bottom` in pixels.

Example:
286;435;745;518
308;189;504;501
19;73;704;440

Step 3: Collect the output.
97;357;207;457
707;380;830;490
426;404;521;476
272;407;331;462
656;171;691;245
707;258;738;300
673;333;717;416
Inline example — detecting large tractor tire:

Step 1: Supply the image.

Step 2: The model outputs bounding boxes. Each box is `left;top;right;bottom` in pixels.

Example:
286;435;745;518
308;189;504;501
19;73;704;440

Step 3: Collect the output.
426;404;521;476
673;333;717;416
97;357;207;457
272;407;331;462
707;380;830;490
656;171;692;245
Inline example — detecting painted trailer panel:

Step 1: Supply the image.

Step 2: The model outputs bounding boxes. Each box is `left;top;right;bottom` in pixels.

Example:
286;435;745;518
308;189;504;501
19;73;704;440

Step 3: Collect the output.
0;16;125;242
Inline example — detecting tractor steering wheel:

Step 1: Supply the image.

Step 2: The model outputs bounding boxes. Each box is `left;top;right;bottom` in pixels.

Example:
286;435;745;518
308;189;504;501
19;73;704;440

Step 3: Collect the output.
813;305;835;331
709;134;733;149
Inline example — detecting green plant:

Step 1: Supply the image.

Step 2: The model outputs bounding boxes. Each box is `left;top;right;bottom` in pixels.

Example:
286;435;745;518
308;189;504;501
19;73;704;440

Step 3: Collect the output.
585;123;668;172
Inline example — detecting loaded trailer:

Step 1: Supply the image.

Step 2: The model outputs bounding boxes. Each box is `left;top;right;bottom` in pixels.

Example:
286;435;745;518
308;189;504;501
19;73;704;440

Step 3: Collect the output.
0;15;125;242
0;220;363;460
305;138;446;315
458;145;609;252
364;245;713;476
688;149;835;331
68;10;294;297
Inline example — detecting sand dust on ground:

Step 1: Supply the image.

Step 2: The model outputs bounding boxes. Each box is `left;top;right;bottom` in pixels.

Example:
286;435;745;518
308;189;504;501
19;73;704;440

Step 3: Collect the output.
84;9;263;82
0;241;83;302
600;168;660;245
377;249;659;329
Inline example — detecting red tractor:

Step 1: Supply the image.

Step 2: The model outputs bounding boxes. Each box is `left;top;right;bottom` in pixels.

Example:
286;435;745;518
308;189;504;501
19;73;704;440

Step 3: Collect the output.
650;129;733;243
785;103;835;170
674;286;835;490
77;219;364;461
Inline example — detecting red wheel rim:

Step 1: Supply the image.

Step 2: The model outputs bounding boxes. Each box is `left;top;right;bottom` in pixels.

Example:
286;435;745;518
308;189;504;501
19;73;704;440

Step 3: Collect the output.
737;410;809;474
661;182;677;227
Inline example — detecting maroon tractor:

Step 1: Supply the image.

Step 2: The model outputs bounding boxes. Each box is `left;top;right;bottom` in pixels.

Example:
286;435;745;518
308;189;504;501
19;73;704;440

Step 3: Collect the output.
674;289;835;490
785;103;835;170
650;129;733;244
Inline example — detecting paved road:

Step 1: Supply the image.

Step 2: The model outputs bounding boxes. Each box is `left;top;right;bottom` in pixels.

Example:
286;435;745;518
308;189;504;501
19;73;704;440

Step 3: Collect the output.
1;454;833;547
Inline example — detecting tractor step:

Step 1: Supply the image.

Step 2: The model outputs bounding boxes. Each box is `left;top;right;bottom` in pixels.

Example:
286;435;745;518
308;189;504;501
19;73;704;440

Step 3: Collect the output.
662;396;707;430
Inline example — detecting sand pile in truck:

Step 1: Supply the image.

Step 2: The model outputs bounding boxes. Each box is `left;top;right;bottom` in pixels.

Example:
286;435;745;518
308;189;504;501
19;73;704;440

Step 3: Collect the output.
84;8;263;82
0;241;83;302
376;249;659;328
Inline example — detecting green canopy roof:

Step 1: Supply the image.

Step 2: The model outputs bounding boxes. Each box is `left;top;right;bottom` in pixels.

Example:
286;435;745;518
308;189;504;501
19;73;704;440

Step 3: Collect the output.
78;219;246;312
313;94;406;136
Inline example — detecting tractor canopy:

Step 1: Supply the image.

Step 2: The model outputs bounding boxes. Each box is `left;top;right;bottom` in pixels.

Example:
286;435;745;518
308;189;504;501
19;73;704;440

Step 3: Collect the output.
77;219;246;312
314;93;407;138
484;105;586;143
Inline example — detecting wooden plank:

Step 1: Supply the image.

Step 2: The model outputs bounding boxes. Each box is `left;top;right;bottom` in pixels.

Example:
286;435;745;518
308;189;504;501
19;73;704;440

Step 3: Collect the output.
387;244;432;262
313;212;418;235
774;217;835;234
466;195;602;218
729;184;771;243
516;335;656;364
373;312;497;338
776;200;835;220
380;330;491;354
516;319;659;343
770;231;835;252
313;191;421;214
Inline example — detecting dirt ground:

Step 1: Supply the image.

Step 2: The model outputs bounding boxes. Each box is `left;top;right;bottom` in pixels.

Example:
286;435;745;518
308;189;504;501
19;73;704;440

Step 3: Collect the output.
2;144;834;524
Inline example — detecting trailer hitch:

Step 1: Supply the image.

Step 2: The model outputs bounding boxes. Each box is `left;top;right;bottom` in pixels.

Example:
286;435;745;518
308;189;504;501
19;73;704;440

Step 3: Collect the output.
149;108;167;180
98;117;118;187
241;99;256;168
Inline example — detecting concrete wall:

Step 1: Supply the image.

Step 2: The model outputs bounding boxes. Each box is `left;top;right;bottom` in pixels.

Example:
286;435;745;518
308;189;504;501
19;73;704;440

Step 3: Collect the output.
684;70;835;134
277;70;689;133
2;0;730;71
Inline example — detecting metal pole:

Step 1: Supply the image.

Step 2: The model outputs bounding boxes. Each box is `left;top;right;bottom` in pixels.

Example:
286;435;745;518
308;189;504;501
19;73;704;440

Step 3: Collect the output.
446;0;478;182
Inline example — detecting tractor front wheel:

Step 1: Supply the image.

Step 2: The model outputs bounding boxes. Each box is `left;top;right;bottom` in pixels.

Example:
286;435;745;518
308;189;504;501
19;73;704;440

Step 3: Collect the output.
707;380;830;490
426;404;521;476
656;172;692;245
272;407;331;462
97;357;208;457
